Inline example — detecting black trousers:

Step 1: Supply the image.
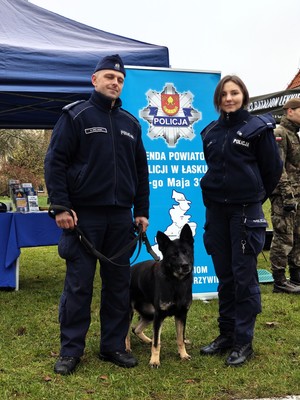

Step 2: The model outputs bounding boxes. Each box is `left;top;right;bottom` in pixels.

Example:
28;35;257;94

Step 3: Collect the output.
203;202;266;344
57;206;134;357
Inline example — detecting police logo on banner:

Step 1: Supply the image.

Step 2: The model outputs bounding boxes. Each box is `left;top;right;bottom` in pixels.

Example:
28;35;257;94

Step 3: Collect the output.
140;83;202;147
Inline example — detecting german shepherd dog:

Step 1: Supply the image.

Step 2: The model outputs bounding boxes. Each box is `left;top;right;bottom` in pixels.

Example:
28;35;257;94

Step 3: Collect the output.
125;223;194;367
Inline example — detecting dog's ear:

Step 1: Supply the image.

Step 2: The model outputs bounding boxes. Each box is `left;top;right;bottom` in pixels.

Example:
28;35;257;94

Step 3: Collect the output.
180;224;194;245
156;230;171;253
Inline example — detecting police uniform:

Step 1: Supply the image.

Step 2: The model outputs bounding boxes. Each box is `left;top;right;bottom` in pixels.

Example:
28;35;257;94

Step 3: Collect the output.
45;86;149;359
200;109;282;349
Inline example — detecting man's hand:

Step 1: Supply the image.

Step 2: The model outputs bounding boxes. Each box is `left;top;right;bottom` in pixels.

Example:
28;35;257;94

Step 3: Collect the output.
55;209;78;229
135;216;149;233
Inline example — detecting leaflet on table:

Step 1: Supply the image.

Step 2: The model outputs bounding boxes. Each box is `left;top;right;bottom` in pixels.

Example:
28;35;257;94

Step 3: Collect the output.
8;180;39;212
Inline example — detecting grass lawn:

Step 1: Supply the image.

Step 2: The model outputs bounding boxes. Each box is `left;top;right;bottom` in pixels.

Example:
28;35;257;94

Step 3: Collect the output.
2;197;300;399
1;242;300;399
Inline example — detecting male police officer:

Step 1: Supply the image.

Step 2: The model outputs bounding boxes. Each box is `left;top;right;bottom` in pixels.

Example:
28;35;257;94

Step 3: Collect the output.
270;98;300;293
45;54;149;374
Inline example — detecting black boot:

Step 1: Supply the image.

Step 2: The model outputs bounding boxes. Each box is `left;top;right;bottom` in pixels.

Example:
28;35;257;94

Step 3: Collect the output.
289;268;300;285
54;357;80;375
273;270;300;294
226;343;253;367
200;334;233;355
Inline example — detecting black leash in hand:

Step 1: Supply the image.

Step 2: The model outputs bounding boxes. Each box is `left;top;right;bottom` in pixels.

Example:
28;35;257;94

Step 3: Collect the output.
48;205;160;266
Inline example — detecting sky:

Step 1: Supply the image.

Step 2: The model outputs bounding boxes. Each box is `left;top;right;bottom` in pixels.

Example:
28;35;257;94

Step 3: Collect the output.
29;0;300;97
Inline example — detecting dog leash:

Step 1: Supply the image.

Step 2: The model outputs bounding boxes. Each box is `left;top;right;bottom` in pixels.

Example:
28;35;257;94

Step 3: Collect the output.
48;204;160;265
141;231;160;262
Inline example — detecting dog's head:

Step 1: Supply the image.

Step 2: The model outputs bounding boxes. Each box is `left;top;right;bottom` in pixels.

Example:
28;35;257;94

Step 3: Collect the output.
156;224;194;280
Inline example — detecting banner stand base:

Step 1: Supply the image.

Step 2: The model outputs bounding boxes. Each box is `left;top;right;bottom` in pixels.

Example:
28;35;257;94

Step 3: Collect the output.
193;292;218;301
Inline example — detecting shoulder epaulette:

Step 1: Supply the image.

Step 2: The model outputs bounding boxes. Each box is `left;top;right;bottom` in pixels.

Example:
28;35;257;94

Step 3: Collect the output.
237;113;276;140
62;100;86;112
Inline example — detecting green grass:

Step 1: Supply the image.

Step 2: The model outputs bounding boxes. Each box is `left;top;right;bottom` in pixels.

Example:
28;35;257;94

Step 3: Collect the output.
0;198;294;399
1;246;300;400
37;195;49;208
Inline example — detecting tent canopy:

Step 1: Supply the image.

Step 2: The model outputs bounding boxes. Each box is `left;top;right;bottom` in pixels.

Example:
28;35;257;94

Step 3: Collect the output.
0;0;169;128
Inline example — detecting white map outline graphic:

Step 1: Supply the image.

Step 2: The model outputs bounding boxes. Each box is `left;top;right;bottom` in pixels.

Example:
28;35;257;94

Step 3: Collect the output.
151;190;197;259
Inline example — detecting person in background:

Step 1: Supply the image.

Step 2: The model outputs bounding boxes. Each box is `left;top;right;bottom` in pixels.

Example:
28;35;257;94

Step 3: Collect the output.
44;54;149;375
199;75;282;366
270;98;300;294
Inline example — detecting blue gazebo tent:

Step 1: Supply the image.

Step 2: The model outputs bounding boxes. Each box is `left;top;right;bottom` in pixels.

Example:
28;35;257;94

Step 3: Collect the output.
0;0;169;128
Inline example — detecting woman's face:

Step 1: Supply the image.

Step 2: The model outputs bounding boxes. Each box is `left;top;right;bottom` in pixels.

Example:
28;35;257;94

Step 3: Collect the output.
220;81;244;113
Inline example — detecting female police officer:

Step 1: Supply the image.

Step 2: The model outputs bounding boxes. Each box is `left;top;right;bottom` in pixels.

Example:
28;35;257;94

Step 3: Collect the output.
199;75;282;366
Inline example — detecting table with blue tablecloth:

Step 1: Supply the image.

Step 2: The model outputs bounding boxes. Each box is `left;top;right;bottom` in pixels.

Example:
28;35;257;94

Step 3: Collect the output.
0;212;62;290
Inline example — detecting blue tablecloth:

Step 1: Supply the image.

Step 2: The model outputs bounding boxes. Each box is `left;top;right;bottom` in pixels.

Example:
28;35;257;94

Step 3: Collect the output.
0;212;62;289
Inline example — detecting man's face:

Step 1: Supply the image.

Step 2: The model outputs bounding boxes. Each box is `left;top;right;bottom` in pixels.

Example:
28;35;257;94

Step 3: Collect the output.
91;69;125;101
288;107;300;127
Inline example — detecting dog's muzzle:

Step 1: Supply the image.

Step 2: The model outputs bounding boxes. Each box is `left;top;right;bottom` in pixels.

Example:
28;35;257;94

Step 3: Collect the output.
174;263;192;279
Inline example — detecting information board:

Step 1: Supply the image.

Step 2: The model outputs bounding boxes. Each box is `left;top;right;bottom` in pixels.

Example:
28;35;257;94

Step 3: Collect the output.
123;67;221;300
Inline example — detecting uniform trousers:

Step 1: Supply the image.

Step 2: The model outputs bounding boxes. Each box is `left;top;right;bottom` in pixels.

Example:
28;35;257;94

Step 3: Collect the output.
203;202;266;344
270;195;300;272
57;206;134;357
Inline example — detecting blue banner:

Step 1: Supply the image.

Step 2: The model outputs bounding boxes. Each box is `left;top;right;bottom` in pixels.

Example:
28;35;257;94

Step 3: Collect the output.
123;67;220;299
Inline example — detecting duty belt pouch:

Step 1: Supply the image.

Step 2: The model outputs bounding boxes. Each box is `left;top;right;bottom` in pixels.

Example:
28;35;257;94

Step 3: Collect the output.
241;217;268;255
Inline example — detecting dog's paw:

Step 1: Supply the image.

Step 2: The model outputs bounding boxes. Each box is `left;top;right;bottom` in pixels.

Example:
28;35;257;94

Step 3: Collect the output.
149;360;160;368
178;349;192;361
149;352;160;368
180;353;192;361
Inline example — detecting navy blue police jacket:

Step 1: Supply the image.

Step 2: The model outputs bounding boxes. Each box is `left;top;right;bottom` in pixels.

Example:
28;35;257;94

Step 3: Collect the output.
44;90;149;218
200;108;283;205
